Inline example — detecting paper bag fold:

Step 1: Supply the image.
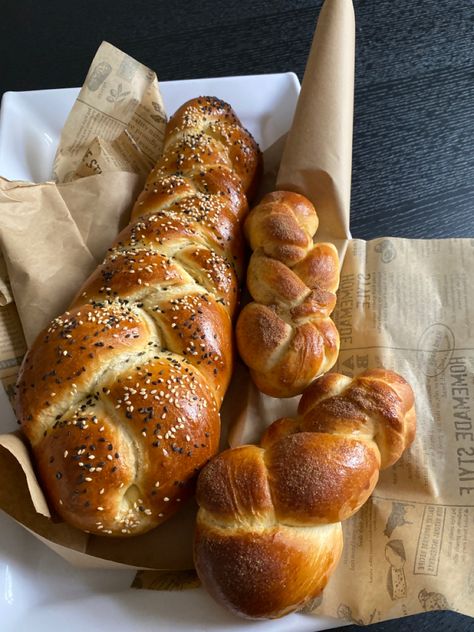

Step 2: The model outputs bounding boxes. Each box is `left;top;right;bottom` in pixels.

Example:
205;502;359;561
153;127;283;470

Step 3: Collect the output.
0;172;142;346
53;41;166;183
277;0;354;251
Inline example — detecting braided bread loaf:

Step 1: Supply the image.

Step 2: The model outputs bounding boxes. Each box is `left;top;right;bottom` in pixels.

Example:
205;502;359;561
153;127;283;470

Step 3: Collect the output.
236;191;340;397
15;97;262;537
195;368;416;619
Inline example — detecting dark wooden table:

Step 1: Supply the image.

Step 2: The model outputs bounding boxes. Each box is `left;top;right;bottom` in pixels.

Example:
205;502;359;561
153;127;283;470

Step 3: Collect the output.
1;1;473;630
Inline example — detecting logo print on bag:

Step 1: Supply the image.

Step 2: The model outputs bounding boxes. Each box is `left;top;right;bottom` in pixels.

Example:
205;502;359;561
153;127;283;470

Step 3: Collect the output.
87;62;112;91
375;239;396;263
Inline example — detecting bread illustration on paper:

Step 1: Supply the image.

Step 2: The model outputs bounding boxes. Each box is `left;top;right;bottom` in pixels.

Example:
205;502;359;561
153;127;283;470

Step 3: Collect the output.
385;539;407;600
14;96;262;537
337;603;377;626
418;588;449;611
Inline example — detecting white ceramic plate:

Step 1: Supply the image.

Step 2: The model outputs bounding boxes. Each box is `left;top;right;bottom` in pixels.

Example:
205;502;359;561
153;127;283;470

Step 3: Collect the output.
0;74;341;632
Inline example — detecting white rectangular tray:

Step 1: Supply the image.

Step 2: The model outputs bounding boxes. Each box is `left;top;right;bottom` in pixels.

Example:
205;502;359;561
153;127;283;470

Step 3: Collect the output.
0;73;342;632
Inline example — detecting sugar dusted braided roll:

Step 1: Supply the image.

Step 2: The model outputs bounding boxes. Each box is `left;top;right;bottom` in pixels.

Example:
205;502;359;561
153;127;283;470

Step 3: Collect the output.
194;369;416;619
236;191;340;397
15;97;262;536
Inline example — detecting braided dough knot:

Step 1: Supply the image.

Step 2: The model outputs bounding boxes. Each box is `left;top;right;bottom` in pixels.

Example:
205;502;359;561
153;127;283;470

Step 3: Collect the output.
195;369;416;619
236;191;340;397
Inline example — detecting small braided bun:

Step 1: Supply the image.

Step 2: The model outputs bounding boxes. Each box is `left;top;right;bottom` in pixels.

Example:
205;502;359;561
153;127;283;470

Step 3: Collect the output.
236;191;340;397
194;369;416;619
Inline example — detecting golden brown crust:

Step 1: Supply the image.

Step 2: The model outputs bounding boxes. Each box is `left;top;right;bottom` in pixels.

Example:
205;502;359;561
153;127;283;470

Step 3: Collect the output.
196;445;273;524
298;369;416;468
195;519;343;619
236;191;340;398
163;96;262;198
17;302;154;445
194;369;416;618
237;306;339;398
293;243;340;291
244;191;319;265
34;356;219;535
15;97;262;536
121;194;245;278
265;432;380;525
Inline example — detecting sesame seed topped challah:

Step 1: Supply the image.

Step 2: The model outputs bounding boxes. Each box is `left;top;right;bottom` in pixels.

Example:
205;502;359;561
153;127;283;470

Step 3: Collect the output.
15;97;262;537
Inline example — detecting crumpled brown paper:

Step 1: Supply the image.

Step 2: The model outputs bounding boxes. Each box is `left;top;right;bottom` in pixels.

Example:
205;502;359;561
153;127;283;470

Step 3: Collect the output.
53;41;166;183
0;172;142;345
277;0;353;255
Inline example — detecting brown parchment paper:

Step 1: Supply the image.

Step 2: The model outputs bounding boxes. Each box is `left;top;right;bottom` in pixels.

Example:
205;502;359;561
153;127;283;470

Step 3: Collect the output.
312;237;474;624
277;0;354;256
0;172;142;345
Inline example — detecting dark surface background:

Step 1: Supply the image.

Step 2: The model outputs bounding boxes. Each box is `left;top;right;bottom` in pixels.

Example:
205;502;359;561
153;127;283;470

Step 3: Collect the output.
1;0;473;241
1;1;473;631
